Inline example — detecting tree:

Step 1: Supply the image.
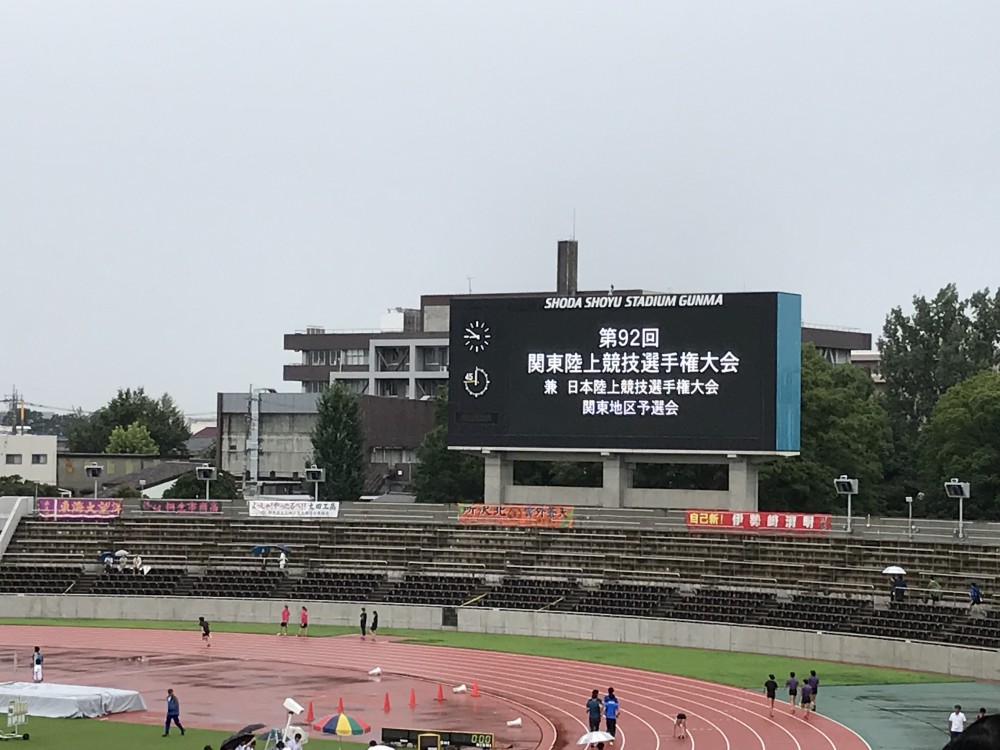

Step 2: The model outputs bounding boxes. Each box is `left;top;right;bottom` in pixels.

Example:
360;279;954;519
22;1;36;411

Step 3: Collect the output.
412;387;484;503
878;285;1000;497
67;388;191;456
310;382;365;502
0;475;60;497
758;344;893;514
918;371;1000;519
162;469;239;500
105;421;159;454
110;484;143;499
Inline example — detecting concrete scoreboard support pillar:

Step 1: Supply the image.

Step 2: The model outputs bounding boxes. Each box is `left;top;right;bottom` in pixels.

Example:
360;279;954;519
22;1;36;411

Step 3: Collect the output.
727;458;759;511
601;455;629;508
483;453;513;504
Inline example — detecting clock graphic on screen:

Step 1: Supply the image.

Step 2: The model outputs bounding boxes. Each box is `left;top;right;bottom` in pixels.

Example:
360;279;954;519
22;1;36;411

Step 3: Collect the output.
463;367;490;398
463;321;492;353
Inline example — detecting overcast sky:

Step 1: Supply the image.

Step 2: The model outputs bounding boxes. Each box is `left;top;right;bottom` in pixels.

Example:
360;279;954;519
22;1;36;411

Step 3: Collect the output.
2;2;998;416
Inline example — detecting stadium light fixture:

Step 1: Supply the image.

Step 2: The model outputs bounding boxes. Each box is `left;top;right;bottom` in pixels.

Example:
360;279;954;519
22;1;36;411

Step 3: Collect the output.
84;462;104;499
196;464;217;501
833;475;859;533
944;478;971;540
305;465;325;502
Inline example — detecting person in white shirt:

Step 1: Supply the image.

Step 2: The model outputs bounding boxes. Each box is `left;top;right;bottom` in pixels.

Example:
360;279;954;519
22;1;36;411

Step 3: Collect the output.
279;551;287;571
950;704;967;740
285;732;303;750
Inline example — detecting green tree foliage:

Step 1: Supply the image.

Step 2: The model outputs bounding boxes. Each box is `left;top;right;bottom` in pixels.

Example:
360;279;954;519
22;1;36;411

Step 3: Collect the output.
759;344;893;514
68;388;191;456
109;484;143;499
105;421;159;455
879;285;1000;497
918;371;1000;519
310;382;365;502
512;461;602;487
0;475;60;497
412;387;484;503
162;469;239;500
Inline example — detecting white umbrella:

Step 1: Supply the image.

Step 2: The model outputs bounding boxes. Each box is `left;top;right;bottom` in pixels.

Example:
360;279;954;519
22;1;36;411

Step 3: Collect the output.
114;549;130;557
882;565;906;575
370;745;395;750
578;732;614;745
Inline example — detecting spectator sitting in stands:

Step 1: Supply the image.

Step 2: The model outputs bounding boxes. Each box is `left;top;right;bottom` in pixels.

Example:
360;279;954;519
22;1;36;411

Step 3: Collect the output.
888;576;898;602
279;551;287;571
132;555;143;575
116;556;128;573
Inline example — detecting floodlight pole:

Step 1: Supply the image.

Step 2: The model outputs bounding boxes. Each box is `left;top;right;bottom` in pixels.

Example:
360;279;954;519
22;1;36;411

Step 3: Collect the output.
846;493;853;534
204;477;212;501
905;496;913;540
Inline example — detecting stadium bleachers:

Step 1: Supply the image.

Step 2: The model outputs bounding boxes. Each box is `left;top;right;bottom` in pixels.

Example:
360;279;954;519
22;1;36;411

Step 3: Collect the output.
5;511;1000;649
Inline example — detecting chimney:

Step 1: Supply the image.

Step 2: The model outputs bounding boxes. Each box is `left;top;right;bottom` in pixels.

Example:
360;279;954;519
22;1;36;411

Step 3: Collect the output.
556;240;578;295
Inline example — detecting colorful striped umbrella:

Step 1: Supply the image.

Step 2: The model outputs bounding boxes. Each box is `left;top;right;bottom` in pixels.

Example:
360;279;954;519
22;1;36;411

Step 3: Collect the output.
313;712;371;736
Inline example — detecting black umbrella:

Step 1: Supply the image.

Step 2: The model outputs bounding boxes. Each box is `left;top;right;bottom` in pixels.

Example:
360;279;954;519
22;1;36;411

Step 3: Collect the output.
220;724;266;750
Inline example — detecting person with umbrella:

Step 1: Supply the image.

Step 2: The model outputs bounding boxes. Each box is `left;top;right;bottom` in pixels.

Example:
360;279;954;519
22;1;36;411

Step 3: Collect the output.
219;723;265;750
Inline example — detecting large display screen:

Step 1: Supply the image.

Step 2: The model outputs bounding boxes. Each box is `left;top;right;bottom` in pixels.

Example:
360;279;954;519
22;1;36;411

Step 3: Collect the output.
447;292;801;454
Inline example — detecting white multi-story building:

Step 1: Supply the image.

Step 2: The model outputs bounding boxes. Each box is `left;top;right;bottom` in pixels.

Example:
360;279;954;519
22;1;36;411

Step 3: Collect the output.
0;433;58;485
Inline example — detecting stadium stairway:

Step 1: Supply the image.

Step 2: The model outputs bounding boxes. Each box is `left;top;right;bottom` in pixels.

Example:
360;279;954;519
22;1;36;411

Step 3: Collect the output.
70;570;99;595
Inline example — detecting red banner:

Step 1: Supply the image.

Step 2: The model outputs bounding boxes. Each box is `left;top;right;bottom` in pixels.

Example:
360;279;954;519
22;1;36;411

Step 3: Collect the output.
141;499;222;514
457;503;575;528
685;510;832;533
37;498;122;521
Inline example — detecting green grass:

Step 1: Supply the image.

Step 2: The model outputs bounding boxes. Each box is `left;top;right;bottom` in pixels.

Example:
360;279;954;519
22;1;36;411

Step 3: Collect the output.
5;716;367;749
0;617;960;688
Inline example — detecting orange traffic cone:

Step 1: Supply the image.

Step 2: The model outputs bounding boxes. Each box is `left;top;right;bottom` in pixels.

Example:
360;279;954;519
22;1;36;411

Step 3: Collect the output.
408;688;416;709
436;684;445;702
384;692;391;713
338;696;345;714
306;701;314;723
471;680;480;698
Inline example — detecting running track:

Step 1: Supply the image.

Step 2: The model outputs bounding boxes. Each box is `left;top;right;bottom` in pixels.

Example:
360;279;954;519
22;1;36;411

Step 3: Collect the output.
0;627;870;750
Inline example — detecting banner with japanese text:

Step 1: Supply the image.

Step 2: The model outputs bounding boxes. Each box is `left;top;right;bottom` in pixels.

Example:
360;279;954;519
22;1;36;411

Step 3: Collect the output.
37;498;122;522
457;503;575;528
140;499;223;514
247;499;340;519
686;510;832;533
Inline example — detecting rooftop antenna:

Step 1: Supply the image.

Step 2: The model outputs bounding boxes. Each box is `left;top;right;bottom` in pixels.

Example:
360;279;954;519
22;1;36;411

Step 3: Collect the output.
466;276;473;294
572;209;576;240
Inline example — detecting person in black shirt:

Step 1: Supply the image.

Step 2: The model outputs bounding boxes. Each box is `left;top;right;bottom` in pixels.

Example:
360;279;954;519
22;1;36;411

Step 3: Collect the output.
370;610;379;642
198;617;211;648
360;608;368;640
764;674;778;717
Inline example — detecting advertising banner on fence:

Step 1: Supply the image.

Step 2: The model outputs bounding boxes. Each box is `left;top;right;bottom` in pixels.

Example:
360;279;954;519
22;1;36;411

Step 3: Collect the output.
37;498;122;521
685;509;832;533
140;500;223;514
457;503;575;528
247;499;340;519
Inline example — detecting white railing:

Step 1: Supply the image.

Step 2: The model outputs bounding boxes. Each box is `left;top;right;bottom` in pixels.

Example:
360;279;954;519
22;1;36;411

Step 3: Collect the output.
0;496;32;560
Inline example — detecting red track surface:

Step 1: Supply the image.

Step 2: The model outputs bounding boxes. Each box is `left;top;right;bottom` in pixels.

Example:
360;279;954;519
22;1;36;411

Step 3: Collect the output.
0;626;870;750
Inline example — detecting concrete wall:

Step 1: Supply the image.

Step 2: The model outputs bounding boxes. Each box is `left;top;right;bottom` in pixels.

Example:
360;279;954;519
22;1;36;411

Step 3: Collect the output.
1;434;57;485
4;594;998;680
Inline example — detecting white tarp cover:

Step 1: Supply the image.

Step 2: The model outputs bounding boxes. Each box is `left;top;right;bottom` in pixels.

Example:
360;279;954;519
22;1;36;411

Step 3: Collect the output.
0;681;147;718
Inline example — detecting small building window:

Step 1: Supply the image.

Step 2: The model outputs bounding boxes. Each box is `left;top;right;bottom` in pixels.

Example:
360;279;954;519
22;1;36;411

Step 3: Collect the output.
344;349;368;366
5;454;22;465
31;454;48;465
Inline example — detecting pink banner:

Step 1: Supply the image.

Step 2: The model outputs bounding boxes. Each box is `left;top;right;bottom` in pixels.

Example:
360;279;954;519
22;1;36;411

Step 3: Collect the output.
140;499;222;514
686;509;832;533
37;498;122;521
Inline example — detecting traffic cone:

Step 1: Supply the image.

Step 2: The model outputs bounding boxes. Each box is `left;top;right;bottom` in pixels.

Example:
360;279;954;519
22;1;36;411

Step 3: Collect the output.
408;688;416;709
471;680;480;698
338;696;344;714
435;684;445;702
306;701;314;723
